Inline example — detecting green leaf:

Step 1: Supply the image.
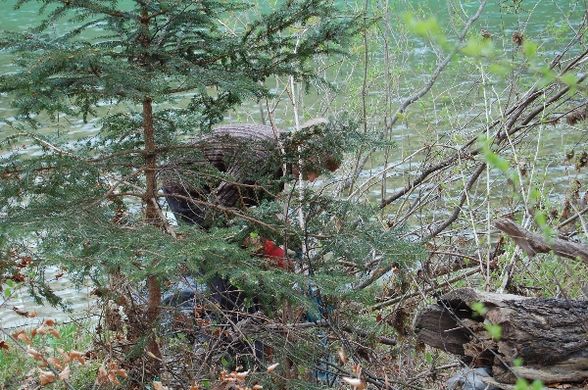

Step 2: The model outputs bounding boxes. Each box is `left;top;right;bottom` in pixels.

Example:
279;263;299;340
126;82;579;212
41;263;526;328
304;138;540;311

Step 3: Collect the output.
538;66;557;87
481;139;510;173
484;323;502;340
488;63;510;76
534;211;554;237
471;301;488;317
403;13;448;48
221;357;230;369
561;72;579;87
529;187;541;202
424;352;433;364
561;72;579;93
489;153;510;172
514;378;544;390
522;40;538;58
462;36;494;58
515;378;530;390
534;211;547;228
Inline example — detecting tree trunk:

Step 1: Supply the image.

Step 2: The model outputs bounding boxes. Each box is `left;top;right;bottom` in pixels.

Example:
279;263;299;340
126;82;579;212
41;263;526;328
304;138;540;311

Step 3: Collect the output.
141;96;162;374
115;95;163;384
414;288;588;385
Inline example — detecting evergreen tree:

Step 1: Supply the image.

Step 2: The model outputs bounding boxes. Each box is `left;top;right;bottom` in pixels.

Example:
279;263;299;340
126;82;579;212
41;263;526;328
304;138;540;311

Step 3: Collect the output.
0;0;422;386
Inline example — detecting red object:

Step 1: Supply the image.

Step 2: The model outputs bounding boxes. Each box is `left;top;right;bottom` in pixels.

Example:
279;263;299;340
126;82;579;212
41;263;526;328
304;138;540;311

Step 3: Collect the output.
262;239;290;270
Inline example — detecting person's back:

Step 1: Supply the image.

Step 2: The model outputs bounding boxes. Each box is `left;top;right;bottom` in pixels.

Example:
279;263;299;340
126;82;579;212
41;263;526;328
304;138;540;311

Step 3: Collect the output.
161;124;285;227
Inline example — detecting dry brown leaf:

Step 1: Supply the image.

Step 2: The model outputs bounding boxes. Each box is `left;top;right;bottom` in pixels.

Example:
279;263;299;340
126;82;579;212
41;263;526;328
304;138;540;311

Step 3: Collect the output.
47;328;61;338
97;365;109;384
266;362;279;372
59;365;71;381
43;319;56;327
13;307;30;317
0;340;9;350
153;381;168;390
27;311;38;318
39;370;57;386
47;357;63;371
26;347;43;362
15;331;32;345
115;369;128;378
68;350;86;365
108;372;121;385
147;351;162;361
338;349;348;365
342;377;364;388
234;370;249;380
18;256;33;267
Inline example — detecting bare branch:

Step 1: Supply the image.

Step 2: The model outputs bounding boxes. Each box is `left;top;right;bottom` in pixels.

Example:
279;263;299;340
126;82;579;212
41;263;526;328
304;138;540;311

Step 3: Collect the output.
495;218;588;264
387;0;487;128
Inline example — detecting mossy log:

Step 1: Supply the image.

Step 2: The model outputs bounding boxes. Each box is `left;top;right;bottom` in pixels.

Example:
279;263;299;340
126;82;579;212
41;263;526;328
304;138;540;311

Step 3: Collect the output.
413;288;588;385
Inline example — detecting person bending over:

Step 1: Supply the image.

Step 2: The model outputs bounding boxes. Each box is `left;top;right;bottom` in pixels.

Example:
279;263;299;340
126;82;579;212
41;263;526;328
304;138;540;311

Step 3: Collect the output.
159;119;342;316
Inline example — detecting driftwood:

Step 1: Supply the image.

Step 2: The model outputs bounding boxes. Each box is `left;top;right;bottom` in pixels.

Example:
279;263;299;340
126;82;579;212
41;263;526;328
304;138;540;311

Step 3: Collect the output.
414;288;588;385
495;218;588;264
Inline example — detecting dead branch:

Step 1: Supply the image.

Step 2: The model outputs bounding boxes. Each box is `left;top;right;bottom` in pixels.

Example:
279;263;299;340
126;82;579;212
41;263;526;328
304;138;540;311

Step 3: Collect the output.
380;49;588;211
495;218;588;264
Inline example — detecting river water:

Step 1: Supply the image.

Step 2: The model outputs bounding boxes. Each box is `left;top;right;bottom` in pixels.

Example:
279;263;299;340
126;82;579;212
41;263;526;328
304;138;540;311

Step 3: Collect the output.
1;1;586;328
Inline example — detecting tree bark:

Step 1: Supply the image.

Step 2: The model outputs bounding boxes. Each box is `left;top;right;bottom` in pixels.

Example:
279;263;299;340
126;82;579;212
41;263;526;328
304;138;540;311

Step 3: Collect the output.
141;96;162;373
143;97;160;225
414;288;588;385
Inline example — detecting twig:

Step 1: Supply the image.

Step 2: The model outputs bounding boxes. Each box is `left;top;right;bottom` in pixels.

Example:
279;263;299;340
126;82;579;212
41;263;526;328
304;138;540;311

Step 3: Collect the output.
423;163;486;241
387;0;487;129
558;206;588;230
409;362;462;382
372;267;480;310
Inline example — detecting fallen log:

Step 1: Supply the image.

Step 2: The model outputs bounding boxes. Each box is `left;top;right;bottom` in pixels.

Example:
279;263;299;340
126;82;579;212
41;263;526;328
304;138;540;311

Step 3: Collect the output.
414;288;588;385
495;218;588;264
